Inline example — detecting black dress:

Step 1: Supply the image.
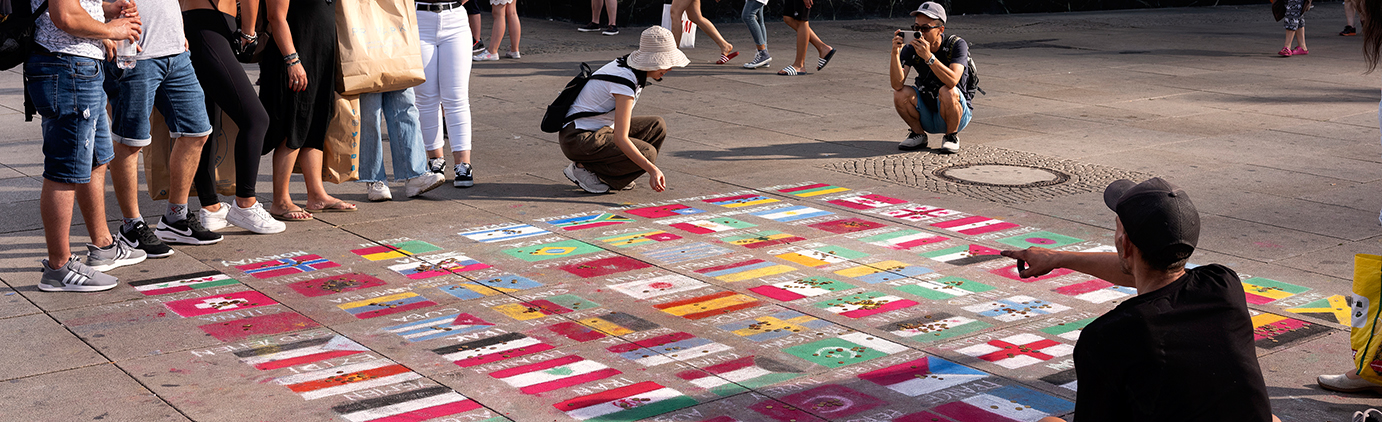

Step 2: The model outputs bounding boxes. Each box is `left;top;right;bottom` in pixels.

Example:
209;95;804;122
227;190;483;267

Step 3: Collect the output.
260;0;336;153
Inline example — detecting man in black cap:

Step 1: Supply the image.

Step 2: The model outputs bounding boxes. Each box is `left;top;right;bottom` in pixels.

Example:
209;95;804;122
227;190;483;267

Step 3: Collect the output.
890;1;971;153
1002;178;1277;421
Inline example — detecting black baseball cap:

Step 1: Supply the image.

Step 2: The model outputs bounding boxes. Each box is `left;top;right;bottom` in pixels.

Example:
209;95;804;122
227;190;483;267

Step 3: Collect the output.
1103;177;1200;262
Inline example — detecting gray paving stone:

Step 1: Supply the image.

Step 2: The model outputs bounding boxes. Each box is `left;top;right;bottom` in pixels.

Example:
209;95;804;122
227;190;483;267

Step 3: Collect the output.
0;314;108;381
0;364;189;422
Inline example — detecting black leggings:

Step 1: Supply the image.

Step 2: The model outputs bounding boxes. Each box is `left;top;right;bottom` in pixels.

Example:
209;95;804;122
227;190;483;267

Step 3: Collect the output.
184;9;270;207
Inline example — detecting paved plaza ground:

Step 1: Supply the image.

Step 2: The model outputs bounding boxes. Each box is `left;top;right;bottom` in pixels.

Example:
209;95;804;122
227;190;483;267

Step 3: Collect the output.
0;3;1380;421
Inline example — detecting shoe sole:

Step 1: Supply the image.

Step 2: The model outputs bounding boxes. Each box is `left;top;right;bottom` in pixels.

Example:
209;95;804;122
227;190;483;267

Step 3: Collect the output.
88;255;146;272
578;28;601;32
156;231;224;246
227;217;288;234
118;236;174;259
563;167;609;194
1319;381;1382;394
410;178;449;196
453;180;474;188
369;196;393;202
38;282;117;292
602;32;618;36
744;60;772;69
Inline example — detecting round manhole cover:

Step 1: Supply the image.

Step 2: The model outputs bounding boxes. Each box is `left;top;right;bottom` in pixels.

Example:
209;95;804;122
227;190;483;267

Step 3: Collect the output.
934;163;1070;188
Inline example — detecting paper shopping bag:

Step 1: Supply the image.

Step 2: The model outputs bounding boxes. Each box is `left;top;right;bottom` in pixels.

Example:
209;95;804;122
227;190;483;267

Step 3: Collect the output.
1351;254;1382;384
335;0;426;95
661;4;695;49
321;94;361;184
144;108;237;200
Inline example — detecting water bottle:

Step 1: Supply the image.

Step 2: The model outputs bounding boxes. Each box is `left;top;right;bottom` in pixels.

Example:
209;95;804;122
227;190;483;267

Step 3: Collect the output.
116;39;137;69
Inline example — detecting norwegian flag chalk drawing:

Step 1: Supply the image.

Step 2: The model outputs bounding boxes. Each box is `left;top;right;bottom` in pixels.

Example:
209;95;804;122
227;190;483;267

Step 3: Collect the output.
235;254;340;279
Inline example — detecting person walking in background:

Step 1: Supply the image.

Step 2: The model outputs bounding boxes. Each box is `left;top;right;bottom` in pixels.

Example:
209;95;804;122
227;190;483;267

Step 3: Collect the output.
473;0;520;60
183;0;285;235
741;0;771;68
417;1;477;188
463;0;485;52
1279;0;1310;56
578;0;618;35
261;0;355;219
669;0;735;64
778;0;833;75
357;88;448;202
1343;0;1360;35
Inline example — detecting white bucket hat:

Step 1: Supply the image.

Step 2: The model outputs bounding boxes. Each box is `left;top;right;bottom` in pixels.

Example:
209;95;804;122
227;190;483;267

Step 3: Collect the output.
627;26;691;71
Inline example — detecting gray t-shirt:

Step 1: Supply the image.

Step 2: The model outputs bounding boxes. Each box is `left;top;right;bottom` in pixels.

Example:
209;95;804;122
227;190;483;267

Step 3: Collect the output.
134;0;185;59
33;0;105;59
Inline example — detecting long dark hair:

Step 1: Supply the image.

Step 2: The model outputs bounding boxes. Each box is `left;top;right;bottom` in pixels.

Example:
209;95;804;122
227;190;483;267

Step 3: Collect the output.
1365;0;1382;72
615;55;649;87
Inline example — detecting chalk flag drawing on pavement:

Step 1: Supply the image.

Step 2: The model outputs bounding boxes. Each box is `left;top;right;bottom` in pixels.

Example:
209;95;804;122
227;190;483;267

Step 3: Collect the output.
235;254;340;279
881;205;961;222
717;310;833;342
1053;279;1136;304
548;213;634;231
1286;295;1351;325
827;194;907;210
493;294;600;321
503;239;604;262
654;291;762;320
881;313;992;342
814;291;920;318
775;245;868;267
273;358;422;400
609;274;708;299
749;205;834;223
350;240;442;261
199;312;320;342
858;356;989;396
289;273;388;297
338;292;439;319
808;218;887;234
962;295;1071;322
668;217;757;234
384;313;495;343
703;193;778;208
606;332;734;366
549;312;661;342
552;381;697;422
597;229;683;248
929;385;1074;422
749;277;854;302
930;215;1020;235
721;230;808;249
332;386;482;422
921;244;1004;266
675;355;803;396
164;291;277;317
859;229;948;250
489;355;623;394
696;259;796;282
778;183;850;197
460;223;549;243
1253;312;1331;349
1040;317;1094;341
129;271;238;296
432;333;555;368
895;276;996;300
388;252;491;279
784;332;909;368
996;231;1085;249
956;333;1074;369
624;204;707;218
235;334;368;370
1241;277;1311;305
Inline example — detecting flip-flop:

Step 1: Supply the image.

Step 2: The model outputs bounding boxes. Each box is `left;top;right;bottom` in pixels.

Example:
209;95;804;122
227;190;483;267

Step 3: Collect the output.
271;207;313;221
777;66;807;76
816;48;836;71
716;51;739;64
305;200;357;213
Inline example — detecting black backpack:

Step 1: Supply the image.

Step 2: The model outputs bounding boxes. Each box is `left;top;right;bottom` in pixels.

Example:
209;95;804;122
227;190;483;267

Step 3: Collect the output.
0;0;47;71
540;62;638;133
943;35;984;102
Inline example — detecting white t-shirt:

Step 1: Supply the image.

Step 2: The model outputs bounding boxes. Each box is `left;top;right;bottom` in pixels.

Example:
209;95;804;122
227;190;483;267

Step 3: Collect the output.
34;0;105;59
134;0;186;59
566;60;641;132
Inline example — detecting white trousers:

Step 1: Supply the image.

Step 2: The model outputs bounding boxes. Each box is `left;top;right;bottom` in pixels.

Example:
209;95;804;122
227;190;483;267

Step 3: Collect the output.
416;7;473;153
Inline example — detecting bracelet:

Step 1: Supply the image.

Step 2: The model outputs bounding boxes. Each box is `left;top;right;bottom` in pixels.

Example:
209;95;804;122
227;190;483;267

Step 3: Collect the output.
283;52;299;63
286;58;301;67
239;31;258;42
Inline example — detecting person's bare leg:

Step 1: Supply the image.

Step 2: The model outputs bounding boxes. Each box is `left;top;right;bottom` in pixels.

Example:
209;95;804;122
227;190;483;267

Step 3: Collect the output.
487;5;505;55
808;28;829;57
469;13;482;43
110;143;142;220
1347;0;1359;27
270;140;306;217
786;17;809;72
590;0;602;23
684;0;732;55
453;150;471;167
1296;26;1307;50
939;88;962;134
505;3;521;53
670;0;690;47
77;163;113;247
41;180;76;267
169;136;208;208
300;148;354;211
604;0;616;26
893;89;925;134
1284;30;1296;50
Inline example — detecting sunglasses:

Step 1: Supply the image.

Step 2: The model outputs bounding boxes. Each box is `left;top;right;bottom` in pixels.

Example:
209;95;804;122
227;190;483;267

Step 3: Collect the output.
911;24;942;31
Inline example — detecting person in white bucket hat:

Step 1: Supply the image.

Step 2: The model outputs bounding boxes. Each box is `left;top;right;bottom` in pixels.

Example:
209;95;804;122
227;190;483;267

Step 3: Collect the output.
559;26;689;194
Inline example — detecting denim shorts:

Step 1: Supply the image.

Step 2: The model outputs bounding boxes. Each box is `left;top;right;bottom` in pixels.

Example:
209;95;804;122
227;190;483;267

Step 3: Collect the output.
914;85;973;134
104;51;212;147
26;53;113;184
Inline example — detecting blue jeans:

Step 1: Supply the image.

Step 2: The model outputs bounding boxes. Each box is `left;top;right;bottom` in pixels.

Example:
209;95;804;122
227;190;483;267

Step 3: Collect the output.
26;53;113;184
742;1;767;47
358;88;427;183
104;51;212;146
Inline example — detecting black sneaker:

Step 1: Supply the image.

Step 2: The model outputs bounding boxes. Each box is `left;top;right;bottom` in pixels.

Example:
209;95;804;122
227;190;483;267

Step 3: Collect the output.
1342;25;1358;36
155;214;224;245
117;220;174;258
428;157;446;174
472;39;486;54
602;25;619;36
940;133;960;154
454;163;474;188
578;22;602;32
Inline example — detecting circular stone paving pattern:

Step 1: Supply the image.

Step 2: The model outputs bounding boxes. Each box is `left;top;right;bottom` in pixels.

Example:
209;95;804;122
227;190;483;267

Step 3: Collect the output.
935;163;1070;188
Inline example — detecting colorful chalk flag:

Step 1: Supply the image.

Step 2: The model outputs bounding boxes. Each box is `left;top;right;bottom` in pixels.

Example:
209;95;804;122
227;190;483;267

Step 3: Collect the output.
858;356;989;396
235;254;340;279
1053;279;1136;304
164;291;277;317
552;381;697;422
749;277;854;302
775;384;883;419
962;295;1071;322
996;231;1085;249
1286;295;1351;325
332;386;481;422
930;215;1020;235
990;265;1074;282
489;355;622;394
609;274;708;300
460;223;550;243
668;217;757;234
337;292;439;319
695;259;796;282
606;332;734;366
778;183;850;197
236;335;369;371
350;240;443;261
558;256;653;278
503;239;603;262
721;230;807;249
859;229;948;250
834;261;933;284
493;294;600;321
808;218;887;234
676;356;803;396
288;273;387;297
274;358;422;400
956;333;1074;369
597;229;683;248
641;242;733;264
129;271;238;296
1253;312;1330;349
437;283;504;301
785;332;909;368
1040;318;1094;341
827;194;907;210
384;313;495;343
881;205;961;222
703;194;779;208
624;204;706;218
388;252;491;279
717;310;833;342
921;244;1004;266
548;213;634;231
895;276;996;300
198;312;320;342
882;313;991;342
474;274;544;291
814;291;919;318
432;333;555;368
749;205;834;223
1241;277;1311;305
774;245;868;267
930;385;1074;422
550;312;660;342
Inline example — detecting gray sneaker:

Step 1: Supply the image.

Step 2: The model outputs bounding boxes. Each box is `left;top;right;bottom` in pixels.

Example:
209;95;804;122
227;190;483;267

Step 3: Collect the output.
84;241;147;272
563;163;610;194
39;257;118;292
898;130;928;151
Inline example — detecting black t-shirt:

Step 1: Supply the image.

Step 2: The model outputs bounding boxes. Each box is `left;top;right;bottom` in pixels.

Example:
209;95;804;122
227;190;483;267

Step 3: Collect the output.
899;35;969;94
1073;264;1272;421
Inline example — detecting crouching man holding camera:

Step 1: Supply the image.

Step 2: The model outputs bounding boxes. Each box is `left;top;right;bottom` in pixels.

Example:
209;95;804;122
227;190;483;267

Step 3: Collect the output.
890;1;970;153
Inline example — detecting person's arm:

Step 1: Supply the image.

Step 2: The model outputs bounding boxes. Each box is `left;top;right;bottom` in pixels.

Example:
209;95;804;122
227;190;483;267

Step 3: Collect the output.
52;0;141;41
915;37;964;89
1000;248;1136;287
101;0;135;20
889;33;911;91
265;0;307;91
240;0;259;39
609;94;666;192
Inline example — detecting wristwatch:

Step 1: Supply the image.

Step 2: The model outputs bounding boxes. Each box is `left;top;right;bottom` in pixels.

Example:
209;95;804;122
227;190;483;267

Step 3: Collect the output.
925;56;936;66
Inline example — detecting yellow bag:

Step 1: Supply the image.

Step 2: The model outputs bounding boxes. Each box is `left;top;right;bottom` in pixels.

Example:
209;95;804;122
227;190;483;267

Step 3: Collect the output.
335;0;425;95
144;109;237;200
321;94;361;184
1351;254;1382;384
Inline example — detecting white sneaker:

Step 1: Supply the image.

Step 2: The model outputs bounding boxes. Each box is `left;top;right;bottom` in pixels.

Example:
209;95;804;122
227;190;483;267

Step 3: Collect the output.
227;202;287;234
367;181;393;202
405;173;446;197
200;202;230;231
502;51;521;59
940;135;960;154
563;163;610;194
474;51;499;61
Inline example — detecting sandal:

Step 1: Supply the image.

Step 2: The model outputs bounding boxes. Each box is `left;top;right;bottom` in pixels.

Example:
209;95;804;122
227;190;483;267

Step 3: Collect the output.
817;48;836;71
716;51;739;64
777;66;807;76
305;200;358;213
271;207;313;221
